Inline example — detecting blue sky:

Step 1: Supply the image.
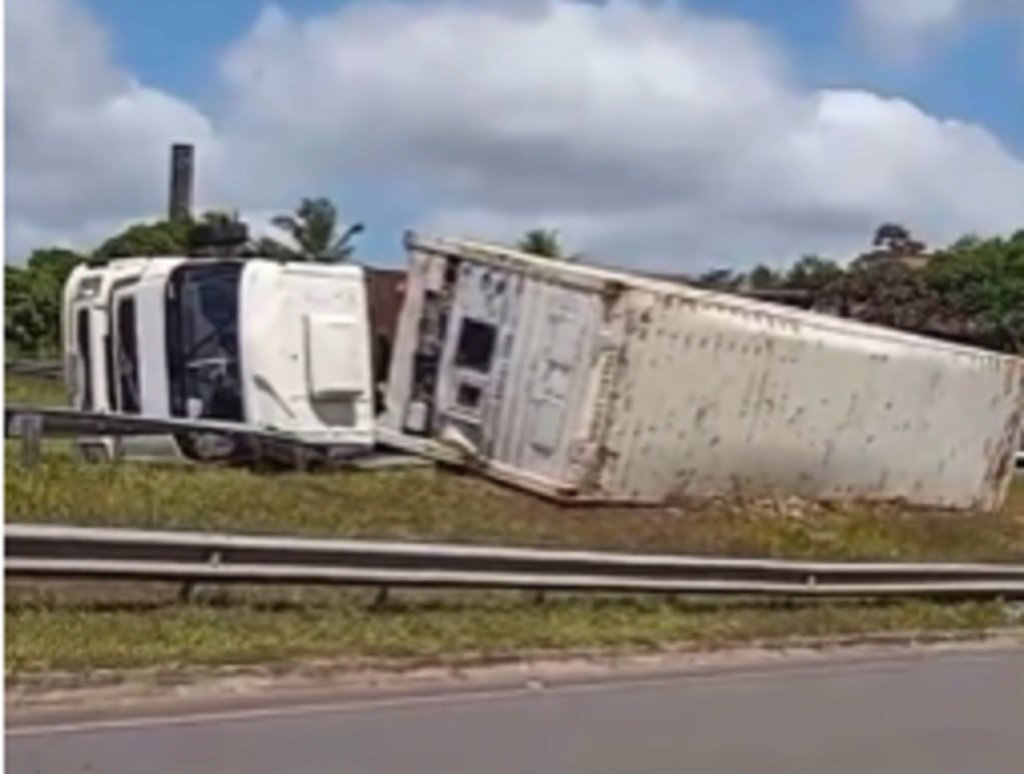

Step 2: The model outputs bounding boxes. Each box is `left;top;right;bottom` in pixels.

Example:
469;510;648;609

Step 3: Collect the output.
81;0;328;98
9;0;1024;268
703;0;1024;154
82;0;1024;152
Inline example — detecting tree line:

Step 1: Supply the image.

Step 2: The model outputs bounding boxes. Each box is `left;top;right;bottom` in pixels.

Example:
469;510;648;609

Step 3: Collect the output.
688;224;1024;355
5;198;362;356
5;210;1023;358
514;223;1024;355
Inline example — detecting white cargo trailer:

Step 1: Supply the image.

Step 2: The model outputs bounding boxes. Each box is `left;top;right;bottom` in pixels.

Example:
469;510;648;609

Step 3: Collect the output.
62;257;375;462
382;233;1024;511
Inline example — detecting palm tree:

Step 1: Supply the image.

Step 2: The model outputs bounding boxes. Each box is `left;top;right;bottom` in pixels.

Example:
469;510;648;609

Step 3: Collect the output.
270;198;364;262
517;228;577;261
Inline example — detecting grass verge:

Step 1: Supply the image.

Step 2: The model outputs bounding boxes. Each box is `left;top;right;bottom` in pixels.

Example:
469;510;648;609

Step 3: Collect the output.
4;373;67;407
7;371;1022;562
5;586;1016;677
6;373;1023;678
7;453;1024;562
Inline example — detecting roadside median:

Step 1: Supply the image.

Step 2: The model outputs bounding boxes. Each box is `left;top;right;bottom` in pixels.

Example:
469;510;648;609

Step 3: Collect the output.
6;384;1024;686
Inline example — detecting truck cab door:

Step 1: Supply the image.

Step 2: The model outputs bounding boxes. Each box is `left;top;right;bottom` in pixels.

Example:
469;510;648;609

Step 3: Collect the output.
109;284;143;414
63;273;104;412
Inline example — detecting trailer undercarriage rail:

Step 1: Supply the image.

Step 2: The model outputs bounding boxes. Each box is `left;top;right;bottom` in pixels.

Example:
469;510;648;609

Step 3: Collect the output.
6;524;1024;599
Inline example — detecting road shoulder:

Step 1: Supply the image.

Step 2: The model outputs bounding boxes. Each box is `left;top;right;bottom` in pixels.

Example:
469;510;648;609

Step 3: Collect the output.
9;628;1022;732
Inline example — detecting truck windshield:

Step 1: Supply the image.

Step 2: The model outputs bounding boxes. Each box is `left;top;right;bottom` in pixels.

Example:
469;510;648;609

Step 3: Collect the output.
165;263;244;422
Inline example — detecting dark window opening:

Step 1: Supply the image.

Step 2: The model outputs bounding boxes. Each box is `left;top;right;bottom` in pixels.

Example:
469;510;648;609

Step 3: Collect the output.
373;332;393;415
165;263;244;422
104;335;116;411
454;318;497;373
443;259;459;286
76;309;93;411
116;297;141;414
374;333;393;385
456;382;483;409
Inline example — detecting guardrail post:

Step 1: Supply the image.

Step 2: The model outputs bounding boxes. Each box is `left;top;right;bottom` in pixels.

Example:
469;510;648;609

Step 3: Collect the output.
244;436;263;465
19;414;42;468
179;582;197;604
292;445;312;472
371;586;390;610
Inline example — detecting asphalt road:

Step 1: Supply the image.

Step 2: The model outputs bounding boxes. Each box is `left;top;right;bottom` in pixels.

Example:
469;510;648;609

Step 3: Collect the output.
8;647;1024;774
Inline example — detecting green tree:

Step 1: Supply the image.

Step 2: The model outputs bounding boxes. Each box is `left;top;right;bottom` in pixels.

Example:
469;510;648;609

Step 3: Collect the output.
188;210;253;257
5;248;86;355
696;268;741;290
269;198;363;262
94;212;262;260
822;259;942;330
93;219;193;259
516;228;581;261
746;264;781;290
5;266;48;355
925;232;1024;353
864;222;926;262
785;255;843;291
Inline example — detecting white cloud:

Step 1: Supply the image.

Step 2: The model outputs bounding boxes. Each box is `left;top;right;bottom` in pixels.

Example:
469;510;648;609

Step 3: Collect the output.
851;0;1024;60
4;0;221;260
6;0;1024;271
216;0;1024;268
853;0;966;43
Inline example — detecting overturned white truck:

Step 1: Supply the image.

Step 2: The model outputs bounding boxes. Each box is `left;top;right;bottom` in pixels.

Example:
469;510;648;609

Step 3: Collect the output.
62;256;376;462
381;233;1024;511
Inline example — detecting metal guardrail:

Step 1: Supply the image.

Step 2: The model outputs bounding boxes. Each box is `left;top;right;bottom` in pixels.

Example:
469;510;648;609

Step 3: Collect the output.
5;359;63;379
6;524;1024;599
4;404;305;442
3;405;376;469
8;403;1021;466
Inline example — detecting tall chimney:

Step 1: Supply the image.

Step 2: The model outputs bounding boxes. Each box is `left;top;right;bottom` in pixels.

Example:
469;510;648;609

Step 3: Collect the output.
168;143;194;221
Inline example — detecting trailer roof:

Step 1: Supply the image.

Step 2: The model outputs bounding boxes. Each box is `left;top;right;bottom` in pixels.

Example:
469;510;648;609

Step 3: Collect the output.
405;231;1024;367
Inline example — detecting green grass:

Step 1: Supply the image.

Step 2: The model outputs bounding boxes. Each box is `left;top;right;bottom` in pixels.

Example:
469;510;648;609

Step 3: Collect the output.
7;453;1024;562
6;462;1023;680
4;373;67;406
5;587;1013;677
6;371;1023;678
6;370;1021;562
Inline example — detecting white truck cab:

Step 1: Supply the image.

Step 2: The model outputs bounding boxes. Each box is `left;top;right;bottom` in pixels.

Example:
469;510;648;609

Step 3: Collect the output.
62;257;375;462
